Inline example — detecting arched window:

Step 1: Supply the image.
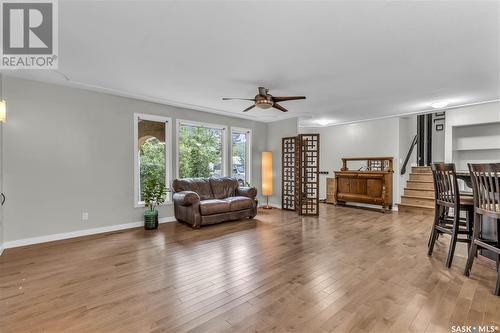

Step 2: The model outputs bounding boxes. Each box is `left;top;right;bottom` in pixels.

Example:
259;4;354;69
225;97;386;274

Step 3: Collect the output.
134;113;171;206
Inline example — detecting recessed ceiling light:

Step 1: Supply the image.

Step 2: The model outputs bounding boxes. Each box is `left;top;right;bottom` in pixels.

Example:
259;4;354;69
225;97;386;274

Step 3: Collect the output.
315;119;334;126
430;101;450;109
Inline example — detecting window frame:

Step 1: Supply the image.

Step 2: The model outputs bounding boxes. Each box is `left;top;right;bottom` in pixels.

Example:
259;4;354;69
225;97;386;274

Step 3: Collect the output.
175;119;228;179
133;113;172;208
230;127;252;184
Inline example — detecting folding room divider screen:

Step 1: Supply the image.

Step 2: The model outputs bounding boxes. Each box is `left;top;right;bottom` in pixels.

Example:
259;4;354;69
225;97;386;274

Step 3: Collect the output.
281;134;320;216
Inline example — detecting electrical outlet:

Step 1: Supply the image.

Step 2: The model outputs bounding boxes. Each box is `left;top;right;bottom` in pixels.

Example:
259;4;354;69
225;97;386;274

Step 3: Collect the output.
82;212;89;221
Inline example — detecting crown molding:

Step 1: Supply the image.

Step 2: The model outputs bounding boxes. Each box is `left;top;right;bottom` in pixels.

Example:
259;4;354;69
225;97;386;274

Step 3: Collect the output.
299;99;500;128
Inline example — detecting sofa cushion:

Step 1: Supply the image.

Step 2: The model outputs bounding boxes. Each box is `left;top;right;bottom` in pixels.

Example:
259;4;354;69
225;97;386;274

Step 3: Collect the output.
225;196;254;212
199;199;230;215
172;178;213;200
210;177;239;199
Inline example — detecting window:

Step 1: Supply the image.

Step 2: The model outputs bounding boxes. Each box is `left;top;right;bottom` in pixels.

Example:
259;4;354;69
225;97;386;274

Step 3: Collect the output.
177;120;227;178
134;113;171;206
231;128;251;185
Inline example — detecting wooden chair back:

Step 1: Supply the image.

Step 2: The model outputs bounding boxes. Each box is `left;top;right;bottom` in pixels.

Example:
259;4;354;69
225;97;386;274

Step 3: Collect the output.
431;163;460;209
468;163;500;219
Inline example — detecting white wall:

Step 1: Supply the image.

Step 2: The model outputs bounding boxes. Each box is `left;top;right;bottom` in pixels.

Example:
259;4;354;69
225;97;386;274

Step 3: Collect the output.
265;117;298;207
300;117;402;205
3;77;267;243
398;115;417;199
445;101;500;164
432;113;446;162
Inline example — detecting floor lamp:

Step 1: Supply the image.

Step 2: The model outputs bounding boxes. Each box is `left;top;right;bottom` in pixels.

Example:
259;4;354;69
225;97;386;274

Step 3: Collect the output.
261;151;273;209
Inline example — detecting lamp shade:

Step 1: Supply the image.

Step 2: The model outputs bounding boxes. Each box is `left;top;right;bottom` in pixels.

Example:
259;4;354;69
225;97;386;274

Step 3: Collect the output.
261;151;273;196
0;100;5;123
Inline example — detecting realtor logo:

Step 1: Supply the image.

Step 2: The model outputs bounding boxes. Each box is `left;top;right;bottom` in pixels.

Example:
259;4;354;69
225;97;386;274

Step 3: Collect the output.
1;0;58;68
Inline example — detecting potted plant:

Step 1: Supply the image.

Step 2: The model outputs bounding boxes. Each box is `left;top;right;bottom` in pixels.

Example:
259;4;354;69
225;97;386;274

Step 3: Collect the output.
142;179;166;230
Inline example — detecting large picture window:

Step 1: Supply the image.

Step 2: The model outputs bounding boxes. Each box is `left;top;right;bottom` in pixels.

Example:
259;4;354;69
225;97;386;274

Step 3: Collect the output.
231;128;251;185
134;113;171;206
177;120;227;178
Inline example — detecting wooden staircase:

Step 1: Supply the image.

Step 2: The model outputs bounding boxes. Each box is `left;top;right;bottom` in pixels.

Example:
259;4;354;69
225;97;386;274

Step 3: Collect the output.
398;166;435;215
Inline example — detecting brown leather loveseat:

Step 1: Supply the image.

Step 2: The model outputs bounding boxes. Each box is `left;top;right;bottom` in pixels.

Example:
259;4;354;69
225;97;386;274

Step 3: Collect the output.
172;177;258;228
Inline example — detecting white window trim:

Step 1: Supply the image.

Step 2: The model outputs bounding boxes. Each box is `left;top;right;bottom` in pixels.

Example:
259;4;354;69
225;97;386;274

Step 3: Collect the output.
176;119;228;179
230;127;252;184
134;113;172;208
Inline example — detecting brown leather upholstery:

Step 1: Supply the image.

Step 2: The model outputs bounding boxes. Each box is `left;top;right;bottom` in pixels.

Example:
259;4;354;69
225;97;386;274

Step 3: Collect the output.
200;199;230;215
172;178;213;200
172;177;257;228
226;196;254;211
172;191;200;206
236;187;257;198
210;177;238;199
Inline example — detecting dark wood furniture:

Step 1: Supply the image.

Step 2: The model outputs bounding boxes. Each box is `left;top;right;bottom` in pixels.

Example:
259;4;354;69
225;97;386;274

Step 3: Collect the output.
454;170;498;267
281;134;320;216
326;177;336;204
333;157;393;211
282;136;297;211
427;163;474;268
464;163;500;295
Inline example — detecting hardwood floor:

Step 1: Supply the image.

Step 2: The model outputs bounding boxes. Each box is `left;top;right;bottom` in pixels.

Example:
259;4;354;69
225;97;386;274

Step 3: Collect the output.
1;204;499;333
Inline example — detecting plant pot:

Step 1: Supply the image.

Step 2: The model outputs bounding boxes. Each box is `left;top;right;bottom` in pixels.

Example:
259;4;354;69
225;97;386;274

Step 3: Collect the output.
144;210;159;230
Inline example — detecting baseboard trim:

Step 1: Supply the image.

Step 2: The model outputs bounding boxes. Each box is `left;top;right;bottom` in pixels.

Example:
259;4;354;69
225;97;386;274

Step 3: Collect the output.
2;216;177;250
258;203;282;209
323;201;398;212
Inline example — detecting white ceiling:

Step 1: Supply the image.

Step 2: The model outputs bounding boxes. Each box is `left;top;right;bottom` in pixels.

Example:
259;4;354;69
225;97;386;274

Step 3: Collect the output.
8;0;500;125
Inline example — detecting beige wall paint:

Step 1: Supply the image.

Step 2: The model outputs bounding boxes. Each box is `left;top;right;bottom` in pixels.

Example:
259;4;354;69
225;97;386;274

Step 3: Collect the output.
3;77;267;242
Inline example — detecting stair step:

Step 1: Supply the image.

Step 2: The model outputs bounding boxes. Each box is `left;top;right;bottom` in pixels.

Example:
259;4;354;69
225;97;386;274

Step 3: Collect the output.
409;173;434;181
401;195;434;207
411;166;432;174
406;181;434;190
398;203;435;215
404;188;434;198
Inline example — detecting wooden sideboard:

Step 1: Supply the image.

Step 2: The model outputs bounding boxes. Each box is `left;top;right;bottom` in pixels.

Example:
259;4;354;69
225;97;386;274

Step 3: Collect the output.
328;157;394;211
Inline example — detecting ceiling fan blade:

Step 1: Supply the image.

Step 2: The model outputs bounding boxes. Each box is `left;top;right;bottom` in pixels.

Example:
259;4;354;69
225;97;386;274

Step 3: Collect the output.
258;87;268;96
272;96;306;102
272;103;288;112
222;97;255;101
243;105;256;112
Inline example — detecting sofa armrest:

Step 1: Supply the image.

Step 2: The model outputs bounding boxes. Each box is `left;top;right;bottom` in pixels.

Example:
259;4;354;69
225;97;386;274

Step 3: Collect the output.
236;186;257;199
173;191;200;206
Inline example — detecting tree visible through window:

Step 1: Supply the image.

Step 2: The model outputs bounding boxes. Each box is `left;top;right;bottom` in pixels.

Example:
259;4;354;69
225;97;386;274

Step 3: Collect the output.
136;116;169;204
140;137;165;201
178;123;224;178
231;130;249;184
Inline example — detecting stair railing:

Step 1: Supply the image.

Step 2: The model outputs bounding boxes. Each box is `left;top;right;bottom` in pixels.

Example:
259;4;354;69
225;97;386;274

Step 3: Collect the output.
400;134;418;175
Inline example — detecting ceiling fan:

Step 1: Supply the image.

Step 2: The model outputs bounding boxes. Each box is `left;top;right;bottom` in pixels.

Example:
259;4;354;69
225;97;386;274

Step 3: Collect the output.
222;87;306;112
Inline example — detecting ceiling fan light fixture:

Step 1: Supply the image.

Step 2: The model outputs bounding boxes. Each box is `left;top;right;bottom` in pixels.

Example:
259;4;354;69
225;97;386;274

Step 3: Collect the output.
256;100;273;109
222;87;305;113
255;95;274;109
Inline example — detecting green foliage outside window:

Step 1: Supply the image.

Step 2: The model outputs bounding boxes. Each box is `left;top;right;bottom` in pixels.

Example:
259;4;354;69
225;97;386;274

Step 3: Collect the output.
140;137;166;201
179;125;223;178
231;132;246;182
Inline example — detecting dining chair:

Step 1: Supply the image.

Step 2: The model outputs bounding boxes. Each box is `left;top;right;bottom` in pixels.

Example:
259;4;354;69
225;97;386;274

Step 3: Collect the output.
428;163;474;268
464;163;500;296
